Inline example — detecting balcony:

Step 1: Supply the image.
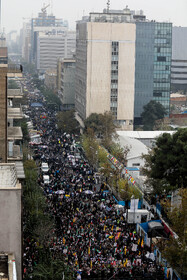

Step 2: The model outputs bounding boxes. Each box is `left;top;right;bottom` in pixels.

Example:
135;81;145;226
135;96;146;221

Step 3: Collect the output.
7;64;23;78
8;89;23;99
8;127;23;141
8;106;24;119
8;144;23;161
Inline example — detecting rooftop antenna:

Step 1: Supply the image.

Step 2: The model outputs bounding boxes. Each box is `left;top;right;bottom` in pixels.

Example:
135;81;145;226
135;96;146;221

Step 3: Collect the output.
107;0;110;13
50;0;53;15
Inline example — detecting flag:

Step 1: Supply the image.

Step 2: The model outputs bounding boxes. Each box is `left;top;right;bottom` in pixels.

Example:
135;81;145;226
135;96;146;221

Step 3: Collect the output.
123;259;128;267
124;246;127;255
141;238;144;248
109;235;114;239
115;232;121;240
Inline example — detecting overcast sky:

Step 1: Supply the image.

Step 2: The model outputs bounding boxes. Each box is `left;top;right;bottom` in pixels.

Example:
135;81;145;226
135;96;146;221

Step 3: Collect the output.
2;0;187;34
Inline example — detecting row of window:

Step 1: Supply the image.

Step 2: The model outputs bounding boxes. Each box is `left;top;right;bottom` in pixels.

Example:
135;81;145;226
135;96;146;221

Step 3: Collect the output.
110;42;119;119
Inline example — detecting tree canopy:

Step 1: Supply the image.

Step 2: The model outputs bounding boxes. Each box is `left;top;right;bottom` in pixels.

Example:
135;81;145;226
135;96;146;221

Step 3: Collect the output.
157;189;187;278
141;100;166;130
143;128;187;194
57;110;80;134
84;111;117;149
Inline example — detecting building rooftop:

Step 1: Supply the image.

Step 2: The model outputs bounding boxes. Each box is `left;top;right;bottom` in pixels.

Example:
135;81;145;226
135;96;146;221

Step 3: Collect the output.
170;93;186;98
117;130;175;140
117;135;149;160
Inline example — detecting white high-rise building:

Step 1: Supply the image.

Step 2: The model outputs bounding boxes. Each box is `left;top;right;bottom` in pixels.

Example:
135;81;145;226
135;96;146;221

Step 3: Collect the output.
21;22;31;63
75;14;136;130
36;30;76;73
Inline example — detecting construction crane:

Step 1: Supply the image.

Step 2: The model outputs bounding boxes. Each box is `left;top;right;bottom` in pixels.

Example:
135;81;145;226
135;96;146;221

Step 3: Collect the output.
41;3;50;16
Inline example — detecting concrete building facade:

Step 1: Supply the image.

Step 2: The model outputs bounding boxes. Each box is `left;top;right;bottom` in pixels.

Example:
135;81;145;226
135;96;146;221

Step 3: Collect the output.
44;68;57;90
58;58;76;110
36;30;76;73
0;164;22;280
31;7;68;64
75;20;136;130
0;38;8;162
21;22;31;63
75;8;172;129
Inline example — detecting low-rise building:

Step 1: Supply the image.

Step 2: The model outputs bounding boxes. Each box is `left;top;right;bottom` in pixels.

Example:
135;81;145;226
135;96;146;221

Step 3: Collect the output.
0;164;22;280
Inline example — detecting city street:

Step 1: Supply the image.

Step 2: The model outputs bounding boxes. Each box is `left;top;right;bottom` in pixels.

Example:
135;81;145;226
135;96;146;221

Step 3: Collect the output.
22;78;165;280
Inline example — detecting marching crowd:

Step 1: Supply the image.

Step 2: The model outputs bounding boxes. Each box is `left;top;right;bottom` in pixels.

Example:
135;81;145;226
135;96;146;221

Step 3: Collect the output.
23;88;165;279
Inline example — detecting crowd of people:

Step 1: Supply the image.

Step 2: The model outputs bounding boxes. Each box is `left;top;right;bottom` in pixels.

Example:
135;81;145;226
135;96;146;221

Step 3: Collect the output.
23;84;165;279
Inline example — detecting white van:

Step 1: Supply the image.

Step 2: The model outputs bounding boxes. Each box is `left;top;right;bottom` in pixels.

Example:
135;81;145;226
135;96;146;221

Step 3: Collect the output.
41;162;49;173
43;175;49;185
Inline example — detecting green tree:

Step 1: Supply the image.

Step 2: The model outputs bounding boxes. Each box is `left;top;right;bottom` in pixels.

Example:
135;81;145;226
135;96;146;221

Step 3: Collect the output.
157;189;187;278
109;142;129;166
30;254;74;280
81;128;99;168
143;129;187;194
57;110;80;134
84;112;117;149
118;178;142;201
141;100;166;130
84;113;103;135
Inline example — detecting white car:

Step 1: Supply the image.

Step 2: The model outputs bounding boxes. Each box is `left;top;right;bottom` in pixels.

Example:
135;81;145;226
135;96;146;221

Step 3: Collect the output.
41;162;49;173
43;175;49;185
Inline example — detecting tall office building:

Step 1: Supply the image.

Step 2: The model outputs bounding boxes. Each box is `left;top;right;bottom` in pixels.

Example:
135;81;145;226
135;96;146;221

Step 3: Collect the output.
75;7;172;129
21;22;31;63
30;6;68;65
75;10;136;130
36;30;76;73
134;22;172;122
171;27;187;91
